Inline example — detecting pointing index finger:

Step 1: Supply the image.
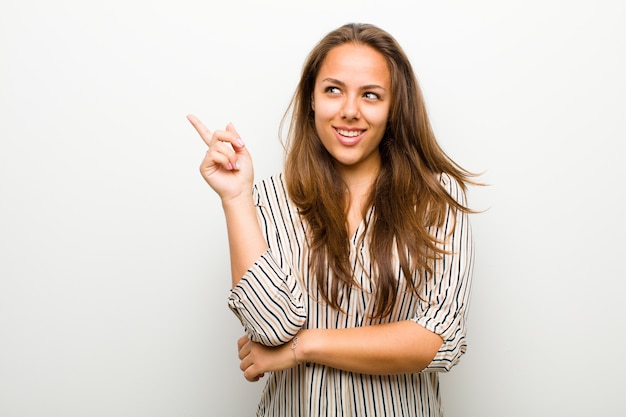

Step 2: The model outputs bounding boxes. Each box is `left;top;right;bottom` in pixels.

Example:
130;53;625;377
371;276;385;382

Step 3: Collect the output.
186;114;212;147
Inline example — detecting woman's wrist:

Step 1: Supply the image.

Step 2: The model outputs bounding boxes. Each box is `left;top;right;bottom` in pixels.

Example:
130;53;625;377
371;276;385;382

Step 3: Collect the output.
221;190;254;210
292;330;316;367
291;335;303;365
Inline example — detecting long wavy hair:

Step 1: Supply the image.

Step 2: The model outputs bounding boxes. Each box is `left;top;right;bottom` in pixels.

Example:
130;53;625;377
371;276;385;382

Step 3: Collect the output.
282;23;477;318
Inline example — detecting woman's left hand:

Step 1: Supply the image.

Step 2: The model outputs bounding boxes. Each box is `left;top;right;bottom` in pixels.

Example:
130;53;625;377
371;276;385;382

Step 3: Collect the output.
237;335;297;382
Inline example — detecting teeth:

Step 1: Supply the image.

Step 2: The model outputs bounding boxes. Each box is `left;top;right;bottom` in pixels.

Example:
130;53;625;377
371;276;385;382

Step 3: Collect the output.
337;129;362;137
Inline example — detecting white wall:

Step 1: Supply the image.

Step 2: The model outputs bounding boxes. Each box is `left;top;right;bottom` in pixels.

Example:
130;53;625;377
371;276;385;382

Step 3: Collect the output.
1;1;624;415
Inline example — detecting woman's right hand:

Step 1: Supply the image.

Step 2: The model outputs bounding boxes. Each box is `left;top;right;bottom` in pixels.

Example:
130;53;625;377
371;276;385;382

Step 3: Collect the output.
187;114;254;203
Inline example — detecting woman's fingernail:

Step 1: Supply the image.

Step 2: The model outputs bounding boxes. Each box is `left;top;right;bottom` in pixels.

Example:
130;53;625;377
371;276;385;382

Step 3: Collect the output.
236;138;245;147
235;161;241;170
228;162;234;170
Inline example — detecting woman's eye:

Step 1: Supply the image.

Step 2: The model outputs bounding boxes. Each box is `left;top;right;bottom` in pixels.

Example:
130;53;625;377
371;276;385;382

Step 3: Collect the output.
326;86;341;94
364;92;379;100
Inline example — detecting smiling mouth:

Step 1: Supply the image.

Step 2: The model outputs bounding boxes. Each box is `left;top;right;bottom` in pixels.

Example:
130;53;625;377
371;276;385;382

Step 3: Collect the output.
335;128;365;138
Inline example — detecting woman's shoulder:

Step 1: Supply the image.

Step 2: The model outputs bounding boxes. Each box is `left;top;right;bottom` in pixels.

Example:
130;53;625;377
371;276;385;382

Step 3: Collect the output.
254;172;286;191
253;172;288;206
438;171;455;189
438;171;466;204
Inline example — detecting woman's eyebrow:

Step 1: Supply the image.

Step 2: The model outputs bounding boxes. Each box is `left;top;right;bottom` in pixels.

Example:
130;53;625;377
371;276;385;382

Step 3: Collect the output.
321;78;387;91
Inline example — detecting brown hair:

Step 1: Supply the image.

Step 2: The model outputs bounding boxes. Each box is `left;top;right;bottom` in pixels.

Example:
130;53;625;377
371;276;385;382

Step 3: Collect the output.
282;23;478;318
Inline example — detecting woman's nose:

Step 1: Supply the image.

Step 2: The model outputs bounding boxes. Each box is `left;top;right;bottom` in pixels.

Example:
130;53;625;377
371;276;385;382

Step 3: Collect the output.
341;96;360;120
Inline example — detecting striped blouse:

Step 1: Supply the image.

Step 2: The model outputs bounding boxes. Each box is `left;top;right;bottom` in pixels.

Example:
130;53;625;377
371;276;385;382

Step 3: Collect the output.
228;172;474;417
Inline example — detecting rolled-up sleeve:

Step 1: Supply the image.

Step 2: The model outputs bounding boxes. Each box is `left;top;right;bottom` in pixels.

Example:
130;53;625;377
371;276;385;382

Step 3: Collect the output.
228;251;307;346
412;174;474;372
227;178;307;346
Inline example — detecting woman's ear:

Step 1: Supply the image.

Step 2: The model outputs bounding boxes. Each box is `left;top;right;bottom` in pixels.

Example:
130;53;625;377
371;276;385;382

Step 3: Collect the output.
311;98;315;111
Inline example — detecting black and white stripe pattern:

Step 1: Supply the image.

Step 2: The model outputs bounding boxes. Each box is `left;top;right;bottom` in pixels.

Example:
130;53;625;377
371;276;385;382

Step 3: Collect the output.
228;173;474;417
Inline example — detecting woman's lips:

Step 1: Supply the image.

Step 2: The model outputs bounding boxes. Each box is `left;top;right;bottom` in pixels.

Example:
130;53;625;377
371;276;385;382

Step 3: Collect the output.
334;127;365;146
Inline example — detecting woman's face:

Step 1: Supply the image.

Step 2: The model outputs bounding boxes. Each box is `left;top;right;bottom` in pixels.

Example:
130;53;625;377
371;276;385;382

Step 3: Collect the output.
312;43;392;176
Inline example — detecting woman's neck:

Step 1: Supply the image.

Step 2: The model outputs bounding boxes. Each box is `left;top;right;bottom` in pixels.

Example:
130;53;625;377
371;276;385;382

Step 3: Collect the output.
339;161;380;195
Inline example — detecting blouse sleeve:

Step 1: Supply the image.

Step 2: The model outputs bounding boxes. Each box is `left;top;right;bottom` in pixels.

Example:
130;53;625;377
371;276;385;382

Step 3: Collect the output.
227;178;307;347
411;173;475;372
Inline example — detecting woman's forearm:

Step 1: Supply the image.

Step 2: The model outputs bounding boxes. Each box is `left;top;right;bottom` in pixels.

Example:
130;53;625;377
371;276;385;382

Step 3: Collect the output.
297;321;443;375
222;195;269;287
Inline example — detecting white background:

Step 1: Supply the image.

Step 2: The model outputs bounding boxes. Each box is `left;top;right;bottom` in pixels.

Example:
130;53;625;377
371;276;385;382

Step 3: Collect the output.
1;0;625;415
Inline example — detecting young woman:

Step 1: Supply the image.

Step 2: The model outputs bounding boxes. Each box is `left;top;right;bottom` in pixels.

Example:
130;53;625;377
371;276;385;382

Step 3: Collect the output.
188;23;477;417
